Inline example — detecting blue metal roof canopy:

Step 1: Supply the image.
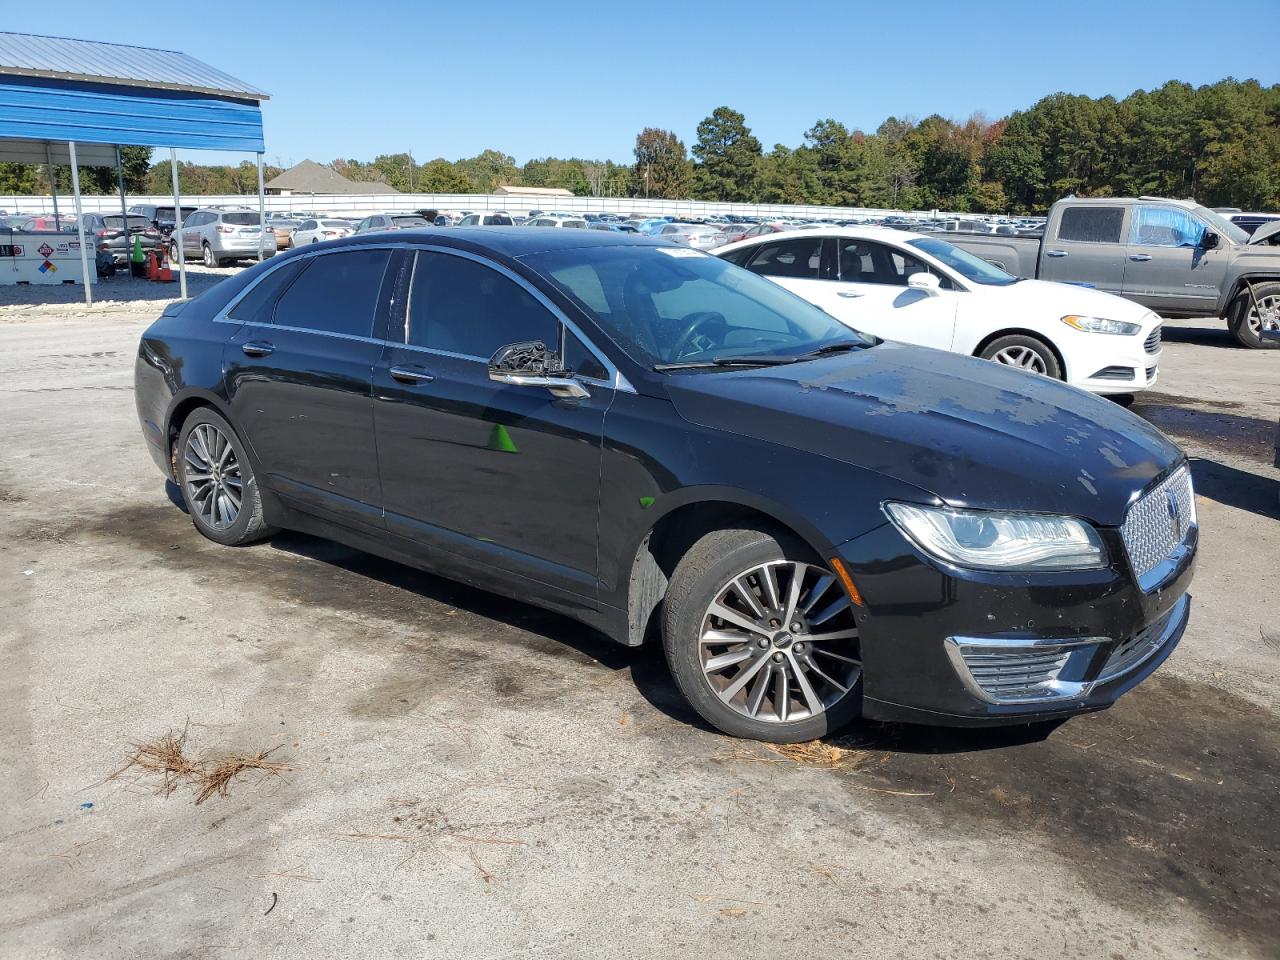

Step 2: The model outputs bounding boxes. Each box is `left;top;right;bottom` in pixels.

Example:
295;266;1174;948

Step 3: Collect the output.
0;32;269;303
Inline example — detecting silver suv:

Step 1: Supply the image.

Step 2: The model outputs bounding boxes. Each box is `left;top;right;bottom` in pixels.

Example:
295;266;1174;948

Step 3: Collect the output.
172;208;277;267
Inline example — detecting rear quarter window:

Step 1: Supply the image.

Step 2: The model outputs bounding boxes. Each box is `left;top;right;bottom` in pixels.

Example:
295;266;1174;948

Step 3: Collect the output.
1057;206;1124;243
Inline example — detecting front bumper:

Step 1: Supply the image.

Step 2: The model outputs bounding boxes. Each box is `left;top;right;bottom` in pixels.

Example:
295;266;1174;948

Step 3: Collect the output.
837;520;1195;726
1069;346;1162;395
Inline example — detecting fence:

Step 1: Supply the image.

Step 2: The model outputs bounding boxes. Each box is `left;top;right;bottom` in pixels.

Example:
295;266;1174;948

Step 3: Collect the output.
1;191;930;221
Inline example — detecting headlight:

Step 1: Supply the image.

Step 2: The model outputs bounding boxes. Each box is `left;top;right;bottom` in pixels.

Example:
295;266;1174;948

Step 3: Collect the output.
1061;314;1142;336
884;502;1108;570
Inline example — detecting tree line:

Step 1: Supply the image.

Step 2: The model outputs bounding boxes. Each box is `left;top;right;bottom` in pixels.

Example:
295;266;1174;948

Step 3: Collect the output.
1;78;1275;213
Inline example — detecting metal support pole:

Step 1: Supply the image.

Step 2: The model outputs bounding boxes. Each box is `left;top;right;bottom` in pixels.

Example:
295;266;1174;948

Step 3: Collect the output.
45;142;60;229
170;148;187;299
116;146;130;271
67;141;92;307
256;152;266;263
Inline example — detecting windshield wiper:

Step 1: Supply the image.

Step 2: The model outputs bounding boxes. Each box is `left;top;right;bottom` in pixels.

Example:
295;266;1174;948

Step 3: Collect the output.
653;356;801;371
795;340;865;358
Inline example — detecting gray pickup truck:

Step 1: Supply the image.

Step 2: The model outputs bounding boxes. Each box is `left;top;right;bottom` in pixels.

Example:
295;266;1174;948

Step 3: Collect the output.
944;196;1280;349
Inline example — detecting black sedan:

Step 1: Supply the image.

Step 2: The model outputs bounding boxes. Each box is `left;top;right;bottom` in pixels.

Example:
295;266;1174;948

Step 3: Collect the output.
134;230;1196;742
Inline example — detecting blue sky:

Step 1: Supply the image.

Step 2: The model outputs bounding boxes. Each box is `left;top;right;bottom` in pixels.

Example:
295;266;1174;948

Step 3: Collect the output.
7;0;1279;166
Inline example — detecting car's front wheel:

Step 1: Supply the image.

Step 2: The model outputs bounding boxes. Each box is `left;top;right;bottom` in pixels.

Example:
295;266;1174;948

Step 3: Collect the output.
175;408;275;546
1228;282;1280;349
663;527;863;742
979;334;1063;379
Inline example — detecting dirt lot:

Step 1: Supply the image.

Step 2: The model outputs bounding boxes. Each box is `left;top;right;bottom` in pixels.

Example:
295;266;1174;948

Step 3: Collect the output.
2;273;1278;959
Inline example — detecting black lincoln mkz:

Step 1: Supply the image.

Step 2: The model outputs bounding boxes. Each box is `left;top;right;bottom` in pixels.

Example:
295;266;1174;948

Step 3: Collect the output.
135;229;1195;742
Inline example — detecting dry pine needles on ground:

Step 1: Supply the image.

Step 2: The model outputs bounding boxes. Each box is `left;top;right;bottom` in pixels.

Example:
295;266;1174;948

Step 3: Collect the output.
109;723;293;805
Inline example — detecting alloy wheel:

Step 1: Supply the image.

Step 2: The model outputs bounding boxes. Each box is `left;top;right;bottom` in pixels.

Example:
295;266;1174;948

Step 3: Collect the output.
698;560;860;724
183;423;243;530
991;345;1048;374
1244;293;1280;335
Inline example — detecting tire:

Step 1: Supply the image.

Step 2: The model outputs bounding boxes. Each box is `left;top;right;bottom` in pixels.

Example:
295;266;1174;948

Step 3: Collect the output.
663;527;863;742
978;334;1063;379
169;241;180;263
1227;281;1280;349
174;408;276;546
201;243;219;268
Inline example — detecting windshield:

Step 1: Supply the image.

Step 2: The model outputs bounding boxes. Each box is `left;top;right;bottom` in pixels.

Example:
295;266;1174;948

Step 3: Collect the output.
906;236;1019;286
392;216;429;227
521;245;866;367
222;212;261;226
1193;206;1250;245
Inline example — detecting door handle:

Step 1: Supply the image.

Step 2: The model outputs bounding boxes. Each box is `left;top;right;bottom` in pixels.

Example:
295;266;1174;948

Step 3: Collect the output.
389;364;434;384
241;341;274;357
1046;250;1068;258
1128;254;1153;262
836;290;865;298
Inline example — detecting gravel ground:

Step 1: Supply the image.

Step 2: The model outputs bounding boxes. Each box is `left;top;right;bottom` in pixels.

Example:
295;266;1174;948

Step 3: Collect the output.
0;281;1277;959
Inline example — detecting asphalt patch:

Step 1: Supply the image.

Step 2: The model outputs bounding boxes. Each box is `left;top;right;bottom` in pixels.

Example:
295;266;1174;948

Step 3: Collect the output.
822;674;1279;955
1132;395;1278;464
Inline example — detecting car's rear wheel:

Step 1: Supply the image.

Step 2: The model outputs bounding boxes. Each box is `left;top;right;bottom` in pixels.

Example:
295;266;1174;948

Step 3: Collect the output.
1228;282;1280;349
979;334;1063;379
201;242;219;268
175;408;275;546
663;527;862;742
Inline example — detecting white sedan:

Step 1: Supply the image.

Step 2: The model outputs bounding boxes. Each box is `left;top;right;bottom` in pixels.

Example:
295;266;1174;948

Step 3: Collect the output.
291;218;355;245
714;227;1163;395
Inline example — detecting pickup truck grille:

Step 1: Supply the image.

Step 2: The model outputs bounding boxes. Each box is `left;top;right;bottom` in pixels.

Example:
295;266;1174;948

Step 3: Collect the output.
1144;326;1161;354
1120;466;1194;587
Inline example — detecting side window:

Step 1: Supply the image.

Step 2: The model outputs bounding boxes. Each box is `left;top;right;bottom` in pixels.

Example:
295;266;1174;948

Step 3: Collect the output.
227;259;308;323
273;249;391;337
563;329;609;381
1129;207;1205;248
839;240;937;287
1058;206;1125;244
407;251;560;358
718;246;754;267
301;219;316;231
745;237;823;280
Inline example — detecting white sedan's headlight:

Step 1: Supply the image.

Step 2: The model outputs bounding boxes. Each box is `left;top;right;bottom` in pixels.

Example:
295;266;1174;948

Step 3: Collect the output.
1061;314;1142;336
884;502;1108;570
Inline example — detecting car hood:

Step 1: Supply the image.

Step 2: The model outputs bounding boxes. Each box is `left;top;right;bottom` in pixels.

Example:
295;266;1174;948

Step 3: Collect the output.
665;342;1182;527
976;278;1156;322
1247;220;1280;245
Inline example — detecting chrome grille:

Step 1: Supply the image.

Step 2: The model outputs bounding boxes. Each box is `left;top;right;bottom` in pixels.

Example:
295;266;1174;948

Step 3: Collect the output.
1120;466;1195;585
953;648;1071;702
1144;326;1162;354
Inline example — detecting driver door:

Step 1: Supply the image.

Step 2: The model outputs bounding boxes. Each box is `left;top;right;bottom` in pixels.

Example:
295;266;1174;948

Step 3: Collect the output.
372;247;614;601
811;238;958;350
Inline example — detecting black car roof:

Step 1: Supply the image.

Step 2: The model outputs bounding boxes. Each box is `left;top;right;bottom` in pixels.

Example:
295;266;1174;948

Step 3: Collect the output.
342;226;668;259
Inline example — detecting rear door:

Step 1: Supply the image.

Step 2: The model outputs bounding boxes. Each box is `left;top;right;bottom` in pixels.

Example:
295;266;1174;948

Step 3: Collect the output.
224;247;399;528
1122;204;1227;314
1041;204;1128;294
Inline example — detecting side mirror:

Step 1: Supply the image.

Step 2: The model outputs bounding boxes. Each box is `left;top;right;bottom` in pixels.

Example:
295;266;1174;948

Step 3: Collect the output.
907;272;942;296
488;340;589;400
1200;231;1219;250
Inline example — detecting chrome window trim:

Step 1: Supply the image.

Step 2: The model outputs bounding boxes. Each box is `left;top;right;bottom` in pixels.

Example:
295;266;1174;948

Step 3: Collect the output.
212;242;407;327
211;240;636;394
401;244;634;393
